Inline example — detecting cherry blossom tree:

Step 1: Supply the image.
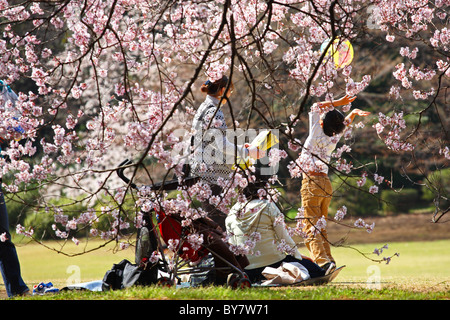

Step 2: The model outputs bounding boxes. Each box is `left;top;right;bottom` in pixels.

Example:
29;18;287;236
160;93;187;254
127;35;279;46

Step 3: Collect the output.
0;0;448;265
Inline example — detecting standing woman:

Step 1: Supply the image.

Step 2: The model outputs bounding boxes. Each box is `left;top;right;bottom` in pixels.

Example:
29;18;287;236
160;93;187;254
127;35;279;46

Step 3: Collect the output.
189;75;258;229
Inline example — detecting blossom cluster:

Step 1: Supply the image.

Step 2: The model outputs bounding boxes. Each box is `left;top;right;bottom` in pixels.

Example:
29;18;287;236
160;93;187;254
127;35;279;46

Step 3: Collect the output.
334;206;348;221
228;231;261;257
354;218;375;233
373;244;400;264
373;112;414;152
0;232;8;242
440;146;450;160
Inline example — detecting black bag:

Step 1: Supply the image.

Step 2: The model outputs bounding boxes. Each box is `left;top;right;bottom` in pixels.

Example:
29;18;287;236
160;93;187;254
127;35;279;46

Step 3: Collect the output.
102;259;158;291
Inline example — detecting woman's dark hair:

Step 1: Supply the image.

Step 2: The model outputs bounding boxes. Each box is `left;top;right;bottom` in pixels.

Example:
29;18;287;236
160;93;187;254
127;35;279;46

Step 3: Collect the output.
200;75;229;96
243;180;267;199
322;109;346;137
241;168;269;200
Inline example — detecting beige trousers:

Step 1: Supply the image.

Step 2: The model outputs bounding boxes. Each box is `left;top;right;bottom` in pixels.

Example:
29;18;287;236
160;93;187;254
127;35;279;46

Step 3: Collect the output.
300;175;335;267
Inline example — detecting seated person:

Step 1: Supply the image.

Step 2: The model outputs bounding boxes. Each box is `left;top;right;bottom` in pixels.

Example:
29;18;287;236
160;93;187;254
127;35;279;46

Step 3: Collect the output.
147;178;249;285
157;209;249;285
225;170;326;283
188;214;249;285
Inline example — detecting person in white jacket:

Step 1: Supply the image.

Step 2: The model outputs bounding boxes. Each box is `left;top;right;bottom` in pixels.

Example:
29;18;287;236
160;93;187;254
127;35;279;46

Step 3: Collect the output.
225;170;326;283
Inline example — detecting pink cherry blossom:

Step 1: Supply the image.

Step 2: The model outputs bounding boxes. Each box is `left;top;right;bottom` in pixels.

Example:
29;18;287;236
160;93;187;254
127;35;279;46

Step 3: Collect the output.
334;206;347;221
369;185;379;194
0;232;8;242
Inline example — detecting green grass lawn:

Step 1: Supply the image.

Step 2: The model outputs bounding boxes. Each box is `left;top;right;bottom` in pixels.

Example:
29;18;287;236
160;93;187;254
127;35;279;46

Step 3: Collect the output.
2;237;450;300
12;238;134;287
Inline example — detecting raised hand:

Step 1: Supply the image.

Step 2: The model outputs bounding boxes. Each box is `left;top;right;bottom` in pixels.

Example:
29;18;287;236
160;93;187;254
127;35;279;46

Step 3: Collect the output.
352;108;371;117
334;94;356;106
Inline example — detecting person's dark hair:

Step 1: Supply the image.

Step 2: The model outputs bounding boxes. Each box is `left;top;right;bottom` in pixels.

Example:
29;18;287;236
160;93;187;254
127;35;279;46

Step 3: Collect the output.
322;109;346;137
200;75;229;96
243;180;267;199
241;168;269;200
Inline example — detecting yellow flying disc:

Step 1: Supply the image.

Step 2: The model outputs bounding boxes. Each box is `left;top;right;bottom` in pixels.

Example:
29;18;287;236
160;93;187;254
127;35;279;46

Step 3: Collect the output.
321;38;354;69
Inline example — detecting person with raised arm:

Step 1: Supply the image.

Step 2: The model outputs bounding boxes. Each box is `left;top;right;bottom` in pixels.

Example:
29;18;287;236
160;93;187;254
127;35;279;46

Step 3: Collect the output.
299;94;370;273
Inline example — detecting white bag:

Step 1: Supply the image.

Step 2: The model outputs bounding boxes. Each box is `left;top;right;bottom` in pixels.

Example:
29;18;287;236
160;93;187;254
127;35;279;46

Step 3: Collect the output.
261;262;310;285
